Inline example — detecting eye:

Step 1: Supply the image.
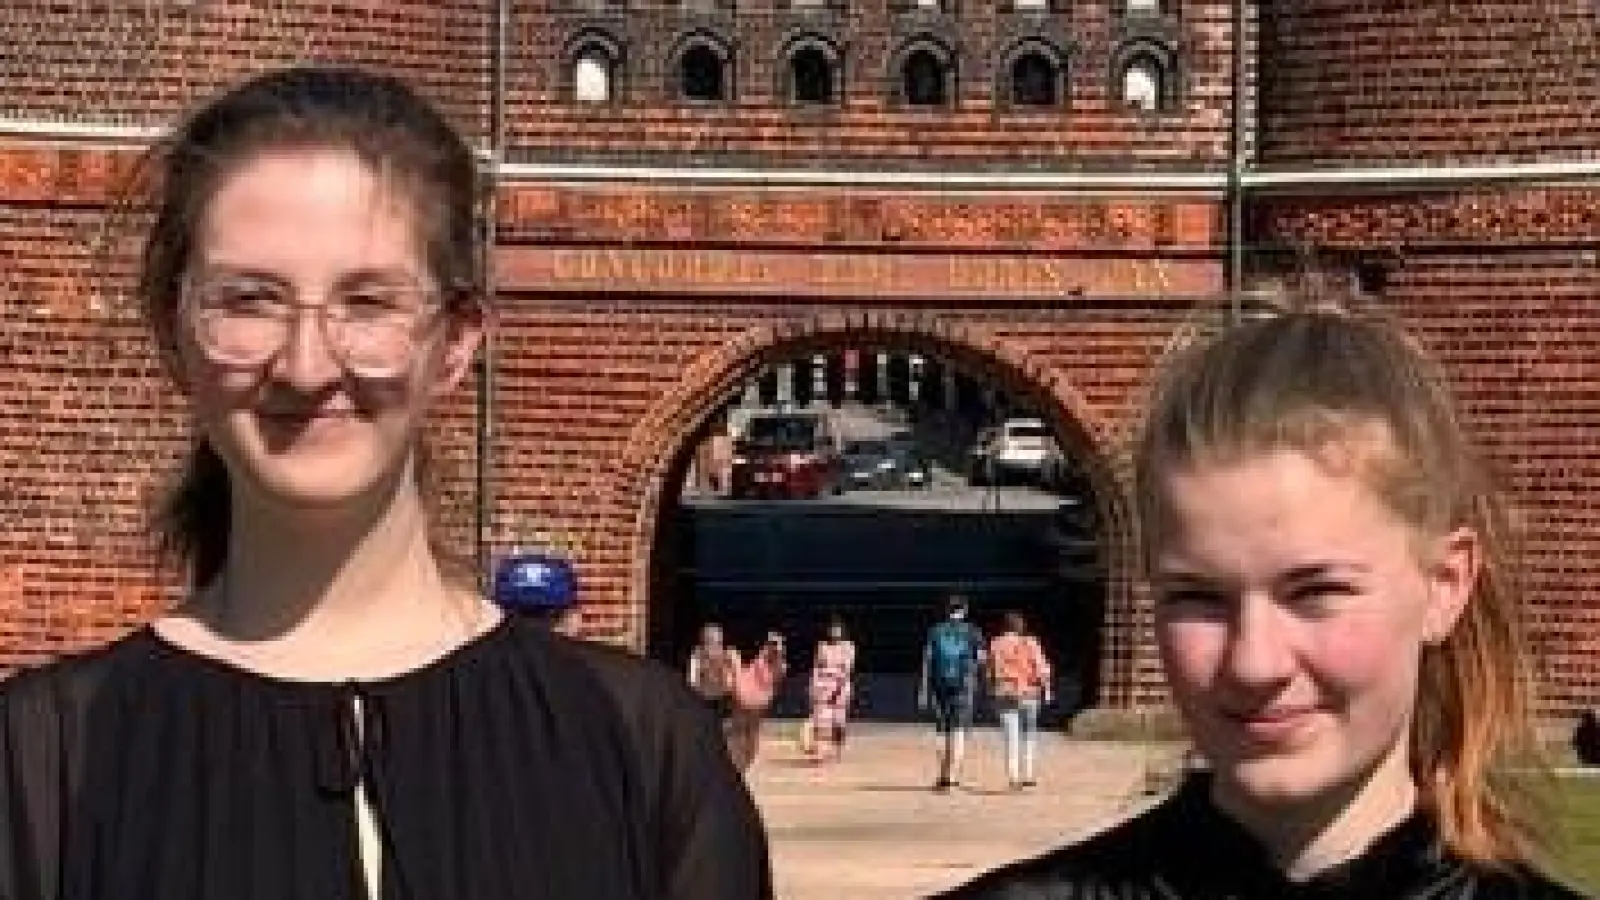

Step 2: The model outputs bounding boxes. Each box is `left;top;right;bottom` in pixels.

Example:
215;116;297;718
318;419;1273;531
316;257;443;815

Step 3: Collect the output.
1287;582;1358;614
1155;587;1231;616
200;279;285;315
337;287;419;319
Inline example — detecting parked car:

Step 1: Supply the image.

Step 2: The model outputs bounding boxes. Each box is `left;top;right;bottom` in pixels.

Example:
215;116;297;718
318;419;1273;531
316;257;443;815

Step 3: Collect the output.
730;412;843;500
968;417;1052;486
842;438;932;491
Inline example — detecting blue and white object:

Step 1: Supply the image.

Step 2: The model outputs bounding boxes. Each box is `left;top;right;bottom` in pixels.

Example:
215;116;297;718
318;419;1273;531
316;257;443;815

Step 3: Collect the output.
492;553;578;613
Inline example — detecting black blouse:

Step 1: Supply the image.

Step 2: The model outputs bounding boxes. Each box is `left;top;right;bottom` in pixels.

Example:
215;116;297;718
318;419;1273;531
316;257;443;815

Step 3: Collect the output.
0;616;773;900
937;774;1589;900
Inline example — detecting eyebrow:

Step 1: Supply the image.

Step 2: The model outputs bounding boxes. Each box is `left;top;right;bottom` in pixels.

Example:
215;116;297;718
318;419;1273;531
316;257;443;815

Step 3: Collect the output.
189;265;427;288
1151;562;1369;586
189;265;289;284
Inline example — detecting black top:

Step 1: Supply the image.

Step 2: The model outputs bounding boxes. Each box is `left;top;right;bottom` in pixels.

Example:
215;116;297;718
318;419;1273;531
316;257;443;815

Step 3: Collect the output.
937;774;1590;900
0;616;773;900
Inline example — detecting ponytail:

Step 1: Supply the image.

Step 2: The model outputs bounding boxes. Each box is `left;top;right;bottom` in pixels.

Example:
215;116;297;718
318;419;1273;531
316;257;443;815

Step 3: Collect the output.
155;437;231;588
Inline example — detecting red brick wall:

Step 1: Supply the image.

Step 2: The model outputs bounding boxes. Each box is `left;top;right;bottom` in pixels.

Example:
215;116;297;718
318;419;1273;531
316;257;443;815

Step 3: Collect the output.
1257;1;1600;164
0;198;176;668
1256;188;1600;716
507;1;1234;165
0;0;488;135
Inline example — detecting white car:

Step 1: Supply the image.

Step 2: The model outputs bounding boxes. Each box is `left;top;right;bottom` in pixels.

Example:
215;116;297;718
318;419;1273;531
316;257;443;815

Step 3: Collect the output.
969;418;1053;486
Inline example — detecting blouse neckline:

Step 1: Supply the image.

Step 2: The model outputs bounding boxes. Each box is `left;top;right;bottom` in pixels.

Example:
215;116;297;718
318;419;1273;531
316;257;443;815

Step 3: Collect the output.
137;610;514;694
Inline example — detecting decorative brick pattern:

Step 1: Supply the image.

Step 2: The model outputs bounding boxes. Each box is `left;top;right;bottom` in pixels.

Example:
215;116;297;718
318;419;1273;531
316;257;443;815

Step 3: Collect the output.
0;0;489;136
499;185;1223;250
505;1;1234;166
1257;1;1600;165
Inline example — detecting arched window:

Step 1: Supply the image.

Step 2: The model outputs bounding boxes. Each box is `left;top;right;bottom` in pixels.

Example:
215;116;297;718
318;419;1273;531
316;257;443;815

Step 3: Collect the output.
1010;51;1059;107
1120;55;1162;111
566;33;624;105
789;44;837;106
902;47;951;106
680;42;728;102
573;48;614;104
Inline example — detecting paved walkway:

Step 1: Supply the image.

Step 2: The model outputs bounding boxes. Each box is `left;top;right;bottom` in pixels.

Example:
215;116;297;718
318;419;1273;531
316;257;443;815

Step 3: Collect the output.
746;722;1186;900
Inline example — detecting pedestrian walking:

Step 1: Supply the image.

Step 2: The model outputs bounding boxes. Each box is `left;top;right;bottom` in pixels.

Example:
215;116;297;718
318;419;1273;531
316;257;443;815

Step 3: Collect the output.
806;616;857;763
728;631;788;772
918;594;987;791
939;307;1583;898
988;611;1052;790
0;65;771;900
687;622;743;723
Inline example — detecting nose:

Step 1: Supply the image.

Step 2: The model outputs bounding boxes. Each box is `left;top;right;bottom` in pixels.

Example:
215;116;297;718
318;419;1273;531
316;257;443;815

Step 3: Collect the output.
271;307;344;390
1221;595;1296;691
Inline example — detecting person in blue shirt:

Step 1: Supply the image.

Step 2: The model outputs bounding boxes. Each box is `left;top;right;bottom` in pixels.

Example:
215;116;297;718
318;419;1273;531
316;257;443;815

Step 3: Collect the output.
918;593;988;791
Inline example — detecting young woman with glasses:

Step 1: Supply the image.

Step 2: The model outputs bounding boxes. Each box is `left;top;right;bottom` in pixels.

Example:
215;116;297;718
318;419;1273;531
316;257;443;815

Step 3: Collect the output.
0;66;771;900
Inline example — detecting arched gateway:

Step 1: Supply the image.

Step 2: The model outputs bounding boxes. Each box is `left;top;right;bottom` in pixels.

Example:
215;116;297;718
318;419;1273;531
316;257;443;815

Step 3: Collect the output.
491;233;1226;713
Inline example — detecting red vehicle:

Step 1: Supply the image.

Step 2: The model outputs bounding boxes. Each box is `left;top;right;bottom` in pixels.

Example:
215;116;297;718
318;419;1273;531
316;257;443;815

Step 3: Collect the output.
729;412;843;500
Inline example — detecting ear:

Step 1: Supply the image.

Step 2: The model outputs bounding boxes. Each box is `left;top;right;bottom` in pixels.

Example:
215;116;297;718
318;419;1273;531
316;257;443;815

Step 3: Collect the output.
431;300;490;397
1420;526;1480;646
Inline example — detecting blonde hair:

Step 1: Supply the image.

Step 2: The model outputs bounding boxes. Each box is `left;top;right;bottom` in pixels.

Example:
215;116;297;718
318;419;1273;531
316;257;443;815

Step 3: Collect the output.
1132;306;1545;867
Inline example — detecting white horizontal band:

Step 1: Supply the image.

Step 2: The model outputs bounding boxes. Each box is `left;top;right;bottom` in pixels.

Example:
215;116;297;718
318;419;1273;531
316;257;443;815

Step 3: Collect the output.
3;116;1598;192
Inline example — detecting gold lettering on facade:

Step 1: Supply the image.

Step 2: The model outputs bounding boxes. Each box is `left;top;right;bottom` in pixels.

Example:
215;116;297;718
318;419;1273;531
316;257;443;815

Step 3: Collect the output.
529;249;1200;297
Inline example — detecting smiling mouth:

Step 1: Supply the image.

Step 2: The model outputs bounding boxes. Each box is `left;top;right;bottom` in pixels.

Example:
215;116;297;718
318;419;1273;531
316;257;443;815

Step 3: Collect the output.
255;410;360;438
1224;707;1318;742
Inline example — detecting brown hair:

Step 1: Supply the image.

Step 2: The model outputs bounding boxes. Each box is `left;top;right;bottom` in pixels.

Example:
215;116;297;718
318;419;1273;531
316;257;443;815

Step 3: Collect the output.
1132;306;1544;867
139;66;482;587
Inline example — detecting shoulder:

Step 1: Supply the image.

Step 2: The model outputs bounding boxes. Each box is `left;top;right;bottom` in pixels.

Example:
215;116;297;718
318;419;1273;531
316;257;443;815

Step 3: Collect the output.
511;621;704;716
1466;866;1594;900
1;631;150;723
937;797;1182;898
506;621;717;748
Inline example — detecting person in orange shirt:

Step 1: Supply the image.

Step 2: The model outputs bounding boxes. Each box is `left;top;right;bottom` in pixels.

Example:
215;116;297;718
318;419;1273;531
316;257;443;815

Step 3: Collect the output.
988;611;1053;791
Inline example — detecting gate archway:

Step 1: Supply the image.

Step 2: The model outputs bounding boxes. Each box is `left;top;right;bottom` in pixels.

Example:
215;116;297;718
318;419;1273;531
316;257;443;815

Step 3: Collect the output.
610;309;1148;712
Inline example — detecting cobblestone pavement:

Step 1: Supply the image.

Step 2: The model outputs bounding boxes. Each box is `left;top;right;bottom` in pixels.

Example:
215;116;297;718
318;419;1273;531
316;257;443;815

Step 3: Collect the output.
746;722;1184;900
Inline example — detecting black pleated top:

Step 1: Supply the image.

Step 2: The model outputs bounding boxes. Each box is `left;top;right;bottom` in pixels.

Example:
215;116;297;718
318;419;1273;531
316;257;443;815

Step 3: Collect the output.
936;773;1590;899
0;616;773;900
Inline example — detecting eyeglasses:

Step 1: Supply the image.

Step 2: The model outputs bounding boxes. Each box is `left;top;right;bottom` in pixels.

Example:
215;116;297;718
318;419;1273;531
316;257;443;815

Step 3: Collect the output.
182;274;447;379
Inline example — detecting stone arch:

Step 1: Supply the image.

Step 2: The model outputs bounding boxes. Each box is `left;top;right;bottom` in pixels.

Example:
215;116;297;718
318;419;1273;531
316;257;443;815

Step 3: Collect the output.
669;29;736;103
888;35;958;107
613;310;1147;710
1111;37;1181;113
996;36;1069;110
776;31;844;107
563;28;626;104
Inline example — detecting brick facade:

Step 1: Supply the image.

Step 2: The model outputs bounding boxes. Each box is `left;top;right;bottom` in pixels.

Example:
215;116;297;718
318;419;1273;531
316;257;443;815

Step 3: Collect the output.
1257;1;1600;165
1;1;1596;719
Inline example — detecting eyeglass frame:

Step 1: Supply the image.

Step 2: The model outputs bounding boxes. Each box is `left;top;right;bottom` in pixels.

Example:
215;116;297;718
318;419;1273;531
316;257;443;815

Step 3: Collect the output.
178;271;470;379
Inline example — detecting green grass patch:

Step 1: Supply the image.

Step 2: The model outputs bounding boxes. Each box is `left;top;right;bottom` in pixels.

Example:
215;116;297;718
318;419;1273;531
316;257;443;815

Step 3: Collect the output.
1550;776;1600;895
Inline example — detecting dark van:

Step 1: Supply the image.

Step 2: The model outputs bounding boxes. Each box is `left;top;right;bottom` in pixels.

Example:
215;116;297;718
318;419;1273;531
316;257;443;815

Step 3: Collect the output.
730;412;842;500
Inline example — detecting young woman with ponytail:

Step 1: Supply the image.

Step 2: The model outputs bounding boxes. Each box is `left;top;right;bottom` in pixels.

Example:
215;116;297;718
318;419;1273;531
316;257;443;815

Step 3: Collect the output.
943;307;1585;898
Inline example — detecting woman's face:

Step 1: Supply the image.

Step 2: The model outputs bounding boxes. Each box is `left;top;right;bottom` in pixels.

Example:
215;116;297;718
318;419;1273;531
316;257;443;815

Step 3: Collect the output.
826;623;843;641
1149;449;1476;815
177;149;480;513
